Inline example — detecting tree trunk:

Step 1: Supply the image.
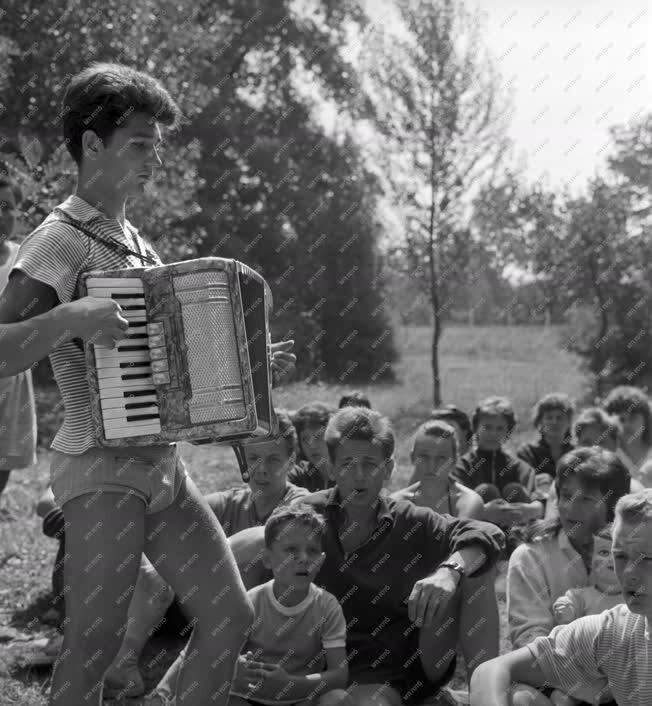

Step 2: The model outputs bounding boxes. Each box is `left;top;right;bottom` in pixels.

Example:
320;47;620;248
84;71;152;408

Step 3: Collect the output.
431;308;442;407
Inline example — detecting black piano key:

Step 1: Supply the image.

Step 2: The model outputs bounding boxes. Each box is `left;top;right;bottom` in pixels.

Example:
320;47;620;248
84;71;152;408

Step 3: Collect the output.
116;344;150;352
123;390;155;398
125;402;158;410
126;413;160;422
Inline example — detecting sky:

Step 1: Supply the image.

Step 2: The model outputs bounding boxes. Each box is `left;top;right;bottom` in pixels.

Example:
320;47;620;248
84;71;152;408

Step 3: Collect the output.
364;0;652;195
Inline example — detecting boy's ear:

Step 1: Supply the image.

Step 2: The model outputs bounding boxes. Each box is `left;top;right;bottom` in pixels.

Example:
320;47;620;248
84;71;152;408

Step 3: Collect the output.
384;457;394;481
261;548;272;570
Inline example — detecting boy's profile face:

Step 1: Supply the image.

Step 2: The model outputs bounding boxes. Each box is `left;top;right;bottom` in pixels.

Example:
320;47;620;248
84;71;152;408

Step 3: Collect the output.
263;522;325;589
81;112;163;198
410;432;455;481
0;186;17;241
576;423;617;452
612;518;652;616
299;424;329;469
557;475;609;546
591;534;620;594
243;438;293;497
331;439;392;509
475;414;509;450
539;409;570;441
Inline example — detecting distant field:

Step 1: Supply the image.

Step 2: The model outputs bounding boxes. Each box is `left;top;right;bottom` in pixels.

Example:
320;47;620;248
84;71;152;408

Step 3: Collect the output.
0;324;589;705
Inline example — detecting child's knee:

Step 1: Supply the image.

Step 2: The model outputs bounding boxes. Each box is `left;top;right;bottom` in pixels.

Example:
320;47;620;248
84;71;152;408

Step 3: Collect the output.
502;482;531;504
475;482;501;502
510;683;553;705
315;688;353;706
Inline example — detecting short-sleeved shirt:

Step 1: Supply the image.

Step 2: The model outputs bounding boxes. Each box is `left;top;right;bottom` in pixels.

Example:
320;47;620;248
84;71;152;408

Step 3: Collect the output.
205;482;309;537
454;447;536;495
287;460;335;493
296;488;505;683
11;195;160;454
528;604;652;705
230;580;346;705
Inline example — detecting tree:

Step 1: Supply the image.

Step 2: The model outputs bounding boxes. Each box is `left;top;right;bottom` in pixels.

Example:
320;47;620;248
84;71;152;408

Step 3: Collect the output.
359;0;511;404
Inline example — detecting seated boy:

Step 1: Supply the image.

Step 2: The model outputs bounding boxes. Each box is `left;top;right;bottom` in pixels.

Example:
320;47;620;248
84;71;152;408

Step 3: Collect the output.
155;504;350;706
517;393;575;506
469;489;652;706
430;405;474;457
454;396;542;529
544;408;643;520
288;403;337;492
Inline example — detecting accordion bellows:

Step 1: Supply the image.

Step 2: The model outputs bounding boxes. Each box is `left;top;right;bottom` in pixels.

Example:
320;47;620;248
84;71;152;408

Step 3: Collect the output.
79;257;276;447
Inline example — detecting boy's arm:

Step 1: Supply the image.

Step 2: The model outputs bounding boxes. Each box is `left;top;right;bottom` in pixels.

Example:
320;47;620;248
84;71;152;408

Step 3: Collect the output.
470;647;552;706
0;273;128;377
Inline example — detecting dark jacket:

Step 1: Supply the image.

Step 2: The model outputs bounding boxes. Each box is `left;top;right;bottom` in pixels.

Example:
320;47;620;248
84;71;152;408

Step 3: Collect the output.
517;435;574;478
454;447;536;494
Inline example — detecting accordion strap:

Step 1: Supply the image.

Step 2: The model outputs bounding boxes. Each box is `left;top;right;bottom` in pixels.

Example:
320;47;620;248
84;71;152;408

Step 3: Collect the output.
54;210;158;266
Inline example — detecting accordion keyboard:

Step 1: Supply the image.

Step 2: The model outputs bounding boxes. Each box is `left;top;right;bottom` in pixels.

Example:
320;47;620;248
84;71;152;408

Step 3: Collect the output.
86;277;163;439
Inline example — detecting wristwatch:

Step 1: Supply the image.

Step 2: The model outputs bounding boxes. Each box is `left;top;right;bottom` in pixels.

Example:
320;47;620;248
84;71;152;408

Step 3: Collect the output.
438;561;466;579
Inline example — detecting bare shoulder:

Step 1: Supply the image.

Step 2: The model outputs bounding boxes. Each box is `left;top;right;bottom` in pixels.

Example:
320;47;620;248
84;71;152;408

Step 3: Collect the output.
453;481;484;519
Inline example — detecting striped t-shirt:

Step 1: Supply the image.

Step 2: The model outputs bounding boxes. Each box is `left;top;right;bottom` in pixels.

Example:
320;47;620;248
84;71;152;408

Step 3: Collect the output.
11;194;161;455
528;603;652;705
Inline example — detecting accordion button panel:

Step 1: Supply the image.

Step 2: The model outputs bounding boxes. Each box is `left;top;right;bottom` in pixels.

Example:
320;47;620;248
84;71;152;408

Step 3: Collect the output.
86;277;162;440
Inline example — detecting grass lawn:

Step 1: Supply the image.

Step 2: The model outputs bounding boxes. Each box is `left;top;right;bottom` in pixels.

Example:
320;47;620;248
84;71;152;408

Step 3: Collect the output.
0;324;589;705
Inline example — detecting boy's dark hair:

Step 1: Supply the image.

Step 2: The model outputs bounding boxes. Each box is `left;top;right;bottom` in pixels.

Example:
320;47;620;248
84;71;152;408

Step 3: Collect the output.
264;504;325;549
532;393;575;428
573;407;622;444
556;447;631;523
0;170;22;204
325;406;395;464
430;405;473;443
292;402;336;434
338;390;372;410
412;419;458;458
602;385;652;445
62;62;182;166
518;447;631;544
471;396;516;435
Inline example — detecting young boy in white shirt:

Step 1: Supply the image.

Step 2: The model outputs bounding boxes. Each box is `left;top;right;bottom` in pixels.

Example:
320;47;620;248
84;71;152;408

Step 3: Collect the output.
470;488;652;706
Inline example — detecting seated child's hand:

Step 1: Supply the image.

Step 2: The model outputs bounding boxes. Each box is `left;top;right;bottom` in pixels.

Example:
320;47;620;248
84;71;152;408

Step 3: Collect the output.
552;599;577;625
549;689;580;706
484;499;523;526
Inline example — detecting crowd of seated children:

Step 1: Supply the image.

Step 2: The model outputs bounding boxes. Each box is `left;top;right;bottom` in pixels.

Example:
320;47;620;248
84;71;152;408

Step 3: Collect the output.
603;385;652;486
472;488;652;706
453;396;542;536
516;393;575;509
392;419;484;519
211;405;506;706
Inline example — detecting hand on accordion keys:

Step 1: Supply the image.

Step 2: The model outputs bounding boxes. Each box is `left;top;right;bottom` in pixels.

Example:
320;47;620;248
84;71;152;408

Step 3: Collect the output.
269;339;296;386
70;296;130;348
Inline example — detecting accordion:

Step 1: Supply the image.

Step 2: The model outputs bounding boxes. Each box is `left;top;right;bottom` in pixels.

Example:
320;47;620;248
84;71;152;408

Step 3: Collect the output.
79;257;277;447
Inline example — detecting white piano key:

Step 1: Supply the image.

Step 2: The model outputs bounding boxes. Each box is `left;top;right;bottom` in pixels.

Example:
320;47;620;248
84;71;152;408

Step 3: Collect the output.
94;350;151;364
98;383;157;398
100;394;158;409
104;416;161;430
96;364;151;379
99;375;155;388
104;422;162;440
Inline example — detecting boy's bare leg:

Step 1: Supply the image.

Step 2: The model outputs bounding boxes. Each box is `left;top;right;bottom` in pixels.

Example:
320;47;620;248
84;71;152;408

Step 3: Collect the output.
145;474;253;706
104;554;174;695
49;492;145;706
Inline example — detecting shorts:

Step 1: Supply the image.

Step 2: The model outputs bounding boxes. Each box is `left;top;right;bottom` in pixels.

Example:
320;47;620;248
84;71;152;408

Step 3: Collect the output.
50;444;188;514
